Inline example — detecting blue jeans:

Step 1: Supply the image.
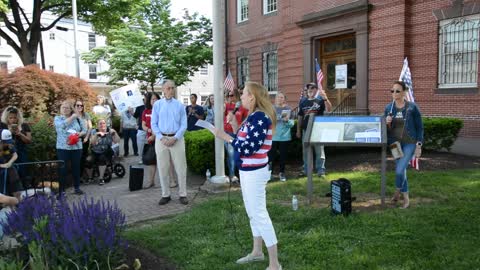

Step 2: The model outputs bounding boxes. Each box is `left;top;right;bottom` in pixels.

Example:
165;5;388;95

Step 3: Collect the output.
394;143;416;193
123;128;138;155
302;133;325;174
224;141;235;177
57;149;82;192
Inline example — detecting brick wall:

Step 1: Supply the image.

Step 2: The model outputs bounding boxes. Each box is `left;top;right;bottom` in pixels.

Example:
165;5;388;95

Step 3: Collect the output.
226;0;480;137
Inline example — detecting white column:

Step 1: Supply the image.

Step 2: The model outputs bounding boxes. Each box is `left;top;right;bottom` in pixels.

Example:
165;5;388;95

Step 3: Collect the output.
72;0;80;78
211;0;228;183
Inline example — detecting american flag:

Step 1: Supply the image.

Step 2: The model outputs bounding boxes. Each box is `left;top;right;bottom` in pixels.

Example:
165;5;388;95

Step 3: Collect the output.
224;70;235;92
315;58;324;90
399;57;419;170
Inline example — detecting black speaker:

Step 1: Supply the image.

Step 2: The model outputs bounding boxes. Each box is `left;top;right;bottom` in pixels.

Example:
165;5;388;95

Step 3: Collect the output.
129;165;144;191
331;178;352;215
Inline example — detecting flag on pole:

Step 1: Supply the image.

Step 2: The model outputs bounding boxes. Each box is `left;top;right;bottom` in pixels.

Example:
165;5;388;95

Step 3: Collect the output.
399;57;420;170
224;70;235;93
315;58;324;90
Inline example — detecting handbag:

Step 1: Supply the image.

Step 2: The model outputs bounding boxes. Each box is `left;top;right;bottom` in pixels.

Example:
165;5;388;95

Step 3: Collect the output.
142;143;156;165
388;102;409;160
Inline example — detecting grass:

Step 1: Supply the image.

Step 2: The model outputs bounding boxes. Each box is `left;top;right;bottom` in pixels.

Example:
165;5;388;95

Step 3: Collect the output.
124;169;480;270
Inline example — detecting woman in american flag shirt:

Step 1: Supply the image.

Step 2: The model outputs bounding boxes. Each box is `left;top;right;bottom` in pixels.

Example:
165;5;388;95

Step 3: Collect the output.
214;81;282;270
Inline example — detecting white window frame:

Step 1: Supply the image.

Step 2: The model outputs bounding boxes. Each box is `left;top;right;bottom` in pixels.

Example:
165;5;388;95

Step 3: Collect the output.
237;56;250;87
263;0;277;15
237;0;249;23
89;64;97;79
438;14;480;88
199;66;208;76
88;33;96;50
262;51;278;93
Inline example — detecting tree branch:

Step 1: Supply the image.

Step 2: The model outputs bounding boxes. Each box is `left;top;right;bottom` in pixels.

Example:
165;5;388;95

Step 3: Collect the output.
19;6;31;25
0;13;19;35
0;28;22;56
41;3;70;12
41;12;69;31
9;0;26;34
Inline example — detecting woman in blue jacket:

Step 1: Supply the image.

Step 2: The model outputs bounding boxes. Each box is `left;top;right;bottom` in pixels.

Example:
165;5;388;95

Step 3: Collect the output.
384;81;424;209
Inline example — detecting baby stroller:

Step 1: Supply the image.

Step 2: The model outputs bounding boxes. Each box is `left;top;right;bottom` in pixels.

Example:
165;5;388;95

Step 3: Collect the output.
92;143;126;182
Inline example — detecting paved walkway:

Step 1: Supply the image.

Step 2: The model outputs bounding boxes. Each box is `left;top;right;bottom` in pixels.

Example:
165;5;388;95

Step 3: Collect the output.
67;153;208;225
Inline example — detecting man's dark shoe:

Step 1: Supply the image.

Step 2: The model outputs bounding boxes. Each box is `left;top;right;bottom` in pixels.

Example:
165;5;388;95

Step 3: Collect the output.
134;153;139;156
179;197;189;205
158;196;171;205
74;189;84;195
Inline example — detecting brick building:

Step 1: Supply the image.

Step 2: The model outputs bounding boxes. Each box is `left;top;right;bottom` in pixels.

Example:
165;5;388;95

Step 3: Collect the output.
225;0;480;138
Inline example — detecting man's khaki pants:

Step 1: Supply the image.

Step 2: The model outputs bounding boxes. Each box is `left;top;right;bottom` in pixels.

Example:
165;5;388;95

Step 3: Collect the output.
155;137;187;198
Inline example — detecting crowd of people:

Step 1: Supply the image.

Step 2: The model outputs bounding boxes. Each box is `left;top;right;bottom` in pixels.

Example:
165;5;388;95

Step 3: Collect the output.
0;79;423;269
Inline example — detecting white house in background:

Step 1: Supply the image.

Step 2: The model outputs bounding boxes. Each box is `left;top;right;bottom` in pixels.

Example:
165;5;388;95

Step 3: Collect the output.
176;64;214;106
0;12;111;93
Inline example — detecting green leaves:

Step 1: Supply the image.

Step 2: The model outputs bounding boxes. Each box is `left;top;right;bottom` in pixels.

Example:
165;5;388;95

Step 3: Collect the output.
82;0;212;89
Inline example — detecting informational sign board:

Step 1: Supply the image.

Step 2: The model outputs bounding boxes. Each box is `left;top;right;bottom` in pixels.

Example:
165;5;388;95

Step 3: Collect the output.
310;116;384;144
335;64;348;89
109;84;144;112
303;115;388;206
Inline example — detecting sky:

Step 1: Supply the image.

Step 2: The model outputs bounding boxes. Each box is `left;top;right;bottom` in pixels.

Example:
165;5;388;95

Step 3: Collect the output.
170;0;213;20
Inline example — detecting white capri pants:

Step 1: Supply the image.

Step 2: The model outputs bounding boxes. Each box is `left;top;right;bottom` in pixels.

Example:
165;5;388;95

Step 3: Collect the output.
239;166;278;247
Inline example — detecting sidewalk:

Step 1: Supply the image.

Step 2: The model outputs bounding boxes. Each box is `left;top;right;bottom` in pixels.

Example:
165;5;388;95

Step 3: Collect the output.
67;145;207;225
450;137;480;157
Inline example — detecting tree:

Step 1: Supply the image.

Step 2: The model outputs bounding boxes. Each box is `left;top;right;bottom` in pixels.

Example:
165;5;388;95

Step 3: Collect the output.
82;0;212;89
0;65;97;118
0;0;148;66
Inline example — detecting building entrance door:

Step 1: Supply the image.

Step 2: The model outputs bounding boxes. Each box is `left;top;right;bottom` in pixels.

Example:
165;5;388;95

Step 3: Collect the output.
319;34;356;113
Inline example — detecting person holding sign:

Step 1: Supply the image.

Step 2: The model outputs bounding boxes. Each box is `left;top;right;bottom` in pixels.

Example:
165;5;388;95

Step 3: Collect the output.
385;81;424;209
297;83;327;177
213;81;282;270
268;92;293;181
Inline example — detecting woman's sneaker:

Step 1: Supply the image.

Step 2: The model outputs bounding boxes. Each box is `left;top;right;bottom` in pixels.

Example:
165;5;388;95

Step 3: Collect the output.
279;173;287;182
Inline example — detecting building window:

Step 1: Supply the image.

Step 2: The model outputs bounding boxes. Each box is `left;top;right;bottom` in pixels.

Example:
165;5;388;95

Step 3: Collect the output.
199;66;208;75
88;33;96;50
263;51;278;92
89;64;97;79
201;95;208;104
438;15;479;88
49;33;55;40
237;0;248;23
263;0;277;14
0;61;7;71
237;57;249;88
49;65;54;72
183;97;189;105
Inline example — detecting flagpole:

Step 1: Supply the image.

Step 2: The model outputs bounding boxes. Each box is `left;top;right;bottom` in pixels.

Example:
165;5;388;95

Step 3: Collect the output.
211;0;228;183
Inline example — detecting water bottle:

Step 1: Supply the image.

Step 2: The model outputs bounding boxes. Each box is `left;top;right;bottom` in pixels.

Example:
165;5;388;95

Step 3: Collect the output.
292;195;298;211
206;169;211;181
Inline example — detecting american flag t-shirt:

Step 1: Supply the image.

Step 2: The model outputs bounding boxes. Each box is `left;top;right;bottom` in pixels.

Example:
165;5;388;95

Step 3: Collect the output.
232;111;273;170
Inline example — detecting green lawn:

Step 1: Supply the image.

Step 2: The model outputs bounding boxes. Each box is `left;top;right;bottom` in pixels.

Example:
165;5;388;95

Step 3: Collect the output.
125;169;480;270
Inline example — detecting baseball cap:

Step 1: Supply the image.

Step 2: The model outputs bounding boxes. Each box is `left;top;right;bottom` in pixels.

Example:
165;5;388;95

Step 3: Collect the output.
1;129;13;143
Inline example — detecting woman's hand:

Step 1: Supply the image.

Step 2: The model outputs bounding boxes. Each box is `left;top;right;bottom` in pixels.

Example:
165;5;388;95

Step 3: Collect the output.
386;114;393;126
415;145;422;158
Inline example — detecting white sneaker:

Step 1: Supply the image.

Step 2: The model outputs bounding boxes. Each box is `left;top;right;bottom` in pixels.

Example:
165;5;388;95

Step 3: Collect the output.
279;173;286;182
231;176;239;182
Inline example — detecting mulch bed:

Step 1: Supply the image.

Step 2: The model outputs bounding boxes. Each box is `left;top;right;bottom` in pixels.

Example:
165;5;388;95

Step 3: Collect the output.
124;149;480;269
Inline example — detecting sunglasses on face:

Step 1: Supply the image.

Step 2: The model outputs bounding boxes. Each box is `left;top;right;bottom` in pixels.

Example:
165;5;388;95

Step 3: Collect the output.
390;90;402;93
76;104;84;107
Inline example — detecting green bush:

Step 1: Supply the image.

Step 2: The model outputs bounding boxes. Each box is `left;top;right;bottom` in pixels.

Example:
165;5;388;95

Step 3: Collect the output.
184;129;215;175
423;117;463;151
28;115;57;161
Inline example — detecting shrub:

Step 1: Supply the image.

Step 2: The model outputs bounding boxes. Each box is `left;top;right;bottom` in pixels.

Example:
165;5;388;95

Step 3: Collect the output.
1;195;127;269
423;117;463;151
28;115;57;161
184;129;215;175
0;65;96;119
